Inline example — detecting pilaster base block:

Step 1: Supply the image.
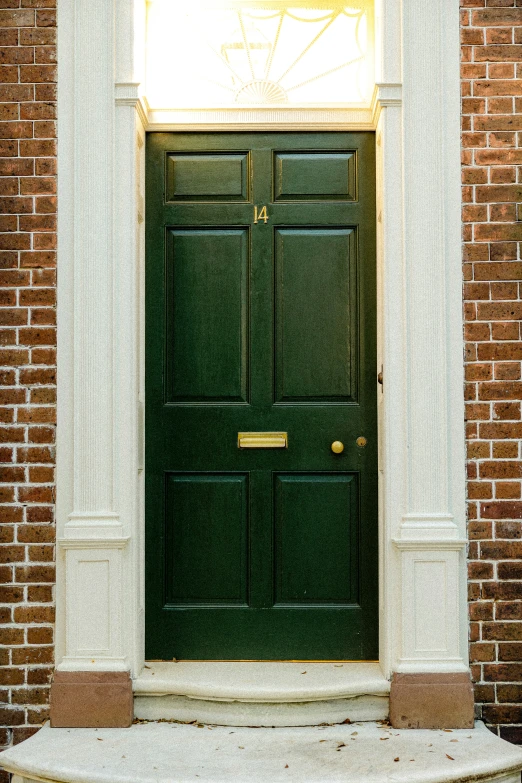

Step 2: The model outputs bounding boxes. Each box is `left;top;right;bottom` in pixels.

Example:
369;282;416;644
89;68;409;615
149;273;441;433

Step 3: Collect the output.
389;672;474;729
50;671;133;728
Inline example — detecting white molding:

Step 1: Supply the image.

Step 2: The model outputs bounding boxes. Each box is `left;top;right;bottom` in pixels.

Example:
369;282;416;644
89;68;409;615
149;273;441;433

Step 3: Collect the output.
56;0;467;685
116;83;403;133
146;106;376;131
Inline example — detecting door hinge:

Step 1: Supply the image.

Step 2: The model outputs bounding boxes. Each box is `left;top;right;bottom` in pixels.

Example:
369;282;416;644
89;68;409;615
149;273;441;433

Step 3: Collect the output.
378;367;383;389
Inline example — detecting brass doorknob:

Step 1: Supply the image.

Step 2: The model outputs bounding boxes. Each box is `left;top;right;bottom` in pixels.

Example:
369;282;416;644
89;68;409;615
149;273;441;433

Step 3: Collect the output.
331;441;344;454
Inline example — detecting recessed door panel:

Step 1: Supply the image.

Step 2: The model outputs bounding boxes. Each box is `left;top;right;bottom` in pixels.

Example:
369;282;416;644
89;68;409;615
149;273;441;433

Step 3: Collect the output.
275;228;357;403
166;153;249;202
274;152;356;201
165;228;249;404
274;473;359;605
165;473;249;605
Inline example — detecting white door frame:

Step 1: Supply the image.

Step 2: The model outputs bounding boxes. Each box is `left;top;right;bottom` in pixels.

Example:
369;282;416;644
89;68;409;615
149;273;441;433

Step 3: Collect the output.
55;0;467;681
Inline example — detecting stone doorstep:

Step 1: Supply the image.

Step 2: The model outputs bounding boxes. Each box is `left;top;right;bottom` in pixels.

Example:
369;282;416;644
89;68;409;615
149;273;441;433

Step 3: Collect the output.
2;721;522;783
133;661;391;702
133;661;390;727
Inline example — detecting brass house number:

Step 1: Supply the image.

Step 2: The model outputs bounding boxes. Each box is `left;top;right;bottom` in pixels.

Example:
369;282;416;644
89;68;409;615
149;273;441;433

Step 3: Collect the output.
254;205;269;224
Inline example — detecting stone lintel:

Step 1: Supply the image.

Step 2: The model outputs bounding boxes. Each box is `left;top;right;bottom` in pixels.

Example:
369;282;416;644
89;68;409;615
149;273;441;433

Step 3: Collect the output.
389;672;474;730
50;671;133;728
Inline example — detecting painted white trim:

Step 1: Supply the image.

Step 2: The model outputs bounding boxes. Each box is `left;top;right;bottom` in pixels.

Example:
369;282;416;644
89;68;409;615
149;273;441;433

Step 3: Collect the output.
56;0;467;684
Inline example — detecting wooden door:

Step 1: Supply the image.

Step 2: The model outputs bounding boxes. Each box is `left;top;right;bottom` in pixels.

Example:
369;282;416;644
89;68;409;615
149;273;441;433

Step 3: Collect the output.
146;132;377;660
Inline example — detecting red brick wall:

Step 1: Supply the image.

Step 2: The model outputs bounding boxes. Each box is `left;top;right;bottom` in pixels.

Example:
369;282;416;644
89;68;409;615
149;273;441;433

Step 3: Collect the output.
462;0;522;743
0;2;56;775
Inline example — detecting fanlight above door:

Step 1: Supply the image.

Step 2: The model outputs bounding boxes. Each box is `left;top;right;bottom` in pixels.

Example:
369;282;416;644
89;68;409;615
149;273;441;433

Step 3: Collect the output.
146;1;375;110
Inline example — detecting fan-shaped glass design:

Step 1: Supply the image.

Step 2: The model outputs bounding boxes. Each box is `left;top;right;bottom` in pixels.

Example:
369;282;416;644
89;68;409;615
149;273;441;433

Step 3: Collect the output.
146;1;375;109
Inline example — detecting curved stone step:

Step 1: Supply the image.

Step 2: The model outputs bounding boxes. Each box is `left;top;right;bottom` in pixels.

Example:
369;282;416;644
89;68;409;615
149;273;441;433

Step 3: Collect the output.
133;661;390;727
2;721;522;783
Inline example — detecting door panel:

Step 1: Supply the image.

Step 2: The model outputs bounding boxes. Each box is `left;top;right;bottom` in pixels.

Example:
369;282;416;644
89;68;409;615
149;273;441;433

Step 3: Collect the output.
274;152;356;201
146;132;377;660
166;153;250;202
164;473;249;605
165;228;249;404
274;228;356;403
274;473;358;605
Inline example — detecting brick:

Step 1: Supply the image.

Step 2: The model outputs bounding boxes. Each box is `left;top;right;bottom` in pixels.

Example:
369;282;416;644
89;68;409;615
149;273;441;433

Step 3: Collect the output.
481;501;522;518
27;668;52;686
476;80;522;96
497;685;522;702
496;482;521;498
20;251;55;268
0;707;23;726
499;643;522;662
14;564;54;583
480;461;522;478
482;421;522;437
19;65;55;84
481;541;522;558
483;622;522;641
11;646;53;666
16;524;54;543
498;561;522;579
491;282;518;299
0;669;23;687
478;302;522;321
20;27;54;45
469;481;493;499
13;605;54;623
473;8;522;23
470;643;496;662
492;440;520;458
479;382;522;400
19;177;55;195
0;10;34;26
483;705;522;723
475;44;522;60
27;584;52;602
490;242;518;261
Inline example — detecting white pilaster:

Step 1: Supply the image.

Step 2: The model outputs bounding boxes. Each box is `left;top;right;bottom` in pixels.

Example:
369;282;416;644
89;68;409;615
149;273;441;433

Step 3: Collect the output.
392;0;467;673
56;0;144;674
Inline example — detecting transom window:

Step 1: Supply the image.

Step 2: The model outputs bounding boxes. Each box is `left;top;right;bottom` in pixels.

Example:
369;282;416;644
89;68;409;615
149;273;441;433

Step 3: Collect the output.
146;1;375;111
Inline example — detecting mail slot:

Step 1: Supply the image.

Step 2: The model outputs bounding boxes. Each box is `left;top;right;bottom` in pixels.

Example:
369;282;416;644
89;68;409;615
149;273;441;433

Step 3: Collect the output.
238;432;288;449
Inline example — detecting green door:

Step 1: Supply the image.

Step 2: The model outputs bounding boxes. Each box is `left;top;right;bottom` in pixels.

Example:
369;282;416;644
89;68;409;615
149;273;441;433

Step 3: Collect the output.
146;132;377;660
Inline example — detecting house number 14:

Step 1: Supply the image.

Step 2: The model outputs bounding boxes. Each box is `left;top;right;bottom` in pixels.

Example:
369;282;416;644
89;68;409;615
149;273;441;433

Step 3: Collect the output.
254;205;269;224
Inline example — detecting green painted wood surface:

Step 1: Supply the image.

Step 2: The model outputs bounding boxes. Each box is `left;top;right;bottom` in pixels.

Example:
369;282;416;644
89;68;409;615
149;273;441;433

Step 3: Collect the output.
146;132;377;660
